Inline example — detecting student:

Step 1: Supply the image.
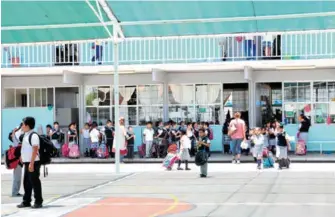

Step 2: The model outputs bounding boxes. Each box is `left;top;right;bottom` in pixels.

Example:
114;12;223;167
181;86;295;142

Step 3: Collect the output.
276;125;291;170
89;122;101;153
177;130;191;171
197;129;211;178
11;124;24;197
251;128;265;170
50;122;61;150
143;122;154;158
68;123;77;147
127;126;135;159
104;120;114;157
45;125;52;140
81;123;91;151
17;117;43;209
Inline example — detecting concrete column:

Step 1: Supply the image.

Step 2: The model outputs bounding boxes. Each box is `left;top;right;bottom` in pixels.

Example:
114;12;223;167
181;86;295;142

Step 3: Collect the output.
244;66;256;128
162;82;169;122
78;85;85;154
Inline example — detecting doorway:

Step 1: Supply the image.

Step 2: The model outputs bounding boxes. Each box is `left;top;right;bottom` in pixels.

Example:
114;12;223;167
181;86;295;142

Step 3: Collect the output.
55;87;79;129
255;82;282;127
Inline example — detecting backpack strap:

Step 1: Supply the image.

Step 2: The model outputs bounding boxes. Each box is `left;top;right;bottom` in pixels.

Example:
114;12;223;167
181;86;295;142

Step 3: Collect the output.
28;132;37;146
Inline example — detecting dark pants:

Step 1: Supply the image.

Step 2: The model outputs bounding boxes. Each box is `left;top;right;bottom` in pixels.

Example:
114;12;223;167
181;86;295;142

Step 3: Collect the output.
127;145;134;159
23;162;43;205
106;139;114;157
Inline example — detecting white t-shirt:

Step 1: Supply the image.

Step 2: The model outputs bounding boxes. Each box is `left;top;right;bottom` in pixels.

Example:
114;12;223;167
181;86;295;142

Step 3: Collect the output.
90;128;100;143
13;129;23;146
180;135;191;149
21;131;40;163
143;128;154;141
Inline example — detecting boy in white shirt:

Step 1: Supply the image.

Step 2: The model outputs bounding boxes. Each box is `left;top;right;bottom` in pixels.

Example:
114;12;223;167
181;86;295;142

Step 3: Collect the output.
143;122;154;158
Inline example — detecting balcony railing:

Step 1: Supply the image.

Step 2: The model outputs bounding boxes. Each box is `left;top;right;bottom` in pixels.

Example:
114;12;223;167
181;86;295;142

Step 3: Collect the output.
1;30;334;68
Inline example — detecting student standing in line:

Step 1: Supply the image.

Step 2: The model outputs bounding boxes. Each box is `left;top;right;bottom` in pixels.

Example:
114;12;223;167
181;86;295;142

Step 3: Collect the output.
89;122;101;156
177;130;191;171
126;126;135;159
81;123;91;152
17;117;43;209
251;128;265;170
11;124;24;197
143;122;154;158
197;129;211;178
68;123;77;147
104;120;115;157
50;122;61;151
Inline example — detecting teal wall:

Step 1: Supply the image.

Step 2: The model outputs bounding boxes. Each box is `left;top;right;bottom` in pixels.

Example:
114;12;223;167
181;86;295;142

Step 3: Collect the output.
1;107;54;153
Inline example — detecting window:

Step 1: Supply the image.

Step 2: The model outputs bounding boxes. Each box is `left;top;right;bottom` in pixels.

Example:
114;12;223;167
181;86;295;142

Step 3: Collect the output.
313;82;327;102
169;84;194;104
284;83;297;102
85;86;98;106
169;106;195;123
4;89;15;108
138;85;163;105
138;106;163;125
98;86;111;106
195;84;221;105
15;89;27;107
314;104;328;124
196;105;221;124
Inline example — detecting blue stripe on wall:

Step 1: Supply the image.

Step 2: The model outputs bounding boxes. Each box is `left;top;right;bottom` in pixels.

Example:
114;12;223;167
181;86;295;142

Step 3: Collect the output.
1;108;54;154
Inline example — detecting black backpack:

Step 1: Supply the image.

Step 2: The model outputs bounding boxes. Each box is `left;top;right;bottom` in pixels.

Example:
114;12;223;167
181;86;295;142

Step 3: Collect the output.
29;132;54;177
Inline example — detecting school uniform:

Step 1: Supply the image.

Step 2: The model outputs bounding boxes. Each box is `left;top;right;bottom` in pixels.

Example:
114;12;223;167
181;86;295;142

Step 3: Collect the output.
104;126;114;154
20;130;43;207
143;128;154;158
198;136;211;177
82;129;91;149
68;129;77;147
251;134;264;158
276;131;288;159
51;128;61;149
90;128;100;149
179;135;191;161
127;132;135;159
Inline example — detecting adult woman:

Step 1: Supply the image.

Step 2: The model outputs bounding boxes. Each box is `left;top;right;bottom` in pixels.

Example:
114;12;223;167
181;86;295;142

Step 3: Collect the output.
229;112;246;164
113;117;128;163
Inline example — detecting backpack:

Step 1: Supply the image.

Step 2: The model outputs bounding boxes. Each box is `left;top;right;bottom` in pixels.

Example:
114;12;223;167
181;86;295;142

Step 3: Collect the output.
5;145;21;169
208;128;214;140
29;133;54;177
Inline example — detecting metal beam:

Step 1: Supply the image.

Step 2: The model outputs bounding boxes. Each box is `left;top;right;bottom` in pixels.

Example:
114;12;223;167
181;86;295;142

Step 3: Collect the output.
98;0;125;39
120;11;335;26
1;22;113;31
85;0;113;38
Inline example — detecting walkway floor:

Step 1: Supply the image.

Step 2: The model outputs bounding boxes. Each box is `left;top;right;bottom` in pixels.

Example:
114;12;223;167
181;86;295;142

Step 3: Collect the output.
2;163;335;217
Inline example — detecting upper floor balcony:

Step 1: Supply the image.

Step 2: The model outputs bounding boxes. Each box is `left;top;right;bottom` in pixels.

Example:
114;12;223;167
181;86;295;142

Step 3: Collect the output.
1;30;335;68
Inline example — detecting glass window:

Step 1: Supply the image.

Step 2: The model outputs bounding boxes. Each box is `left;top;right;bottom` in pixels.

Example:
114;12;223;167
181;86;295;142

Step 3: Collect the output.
138;106;163;125
112;106;137;126
4;89;15;108
271;89;282;105
330;102;335;123
196;105;221;124
85;86;98;106
195;84;221;104
28;88;35;107
313;82;327;102
297;82;311;102
98;107;110;126
169;84;194;104
284;104;297;124
328;82;335;101
169;106;195;123
297;103;312;119
314;104;328;124
15;89;27;107
35;88;42;107
86;107;97;123
138;85;163;105
284;83;297;102
97;86;111;106
42;88;47;106
119;86;136;105
47;88;54;107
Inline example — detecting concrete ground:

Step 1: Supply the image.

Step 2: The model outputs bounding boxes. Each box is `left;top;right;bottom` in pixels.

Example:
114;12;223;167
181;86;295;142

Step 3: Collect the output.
2;163;335;217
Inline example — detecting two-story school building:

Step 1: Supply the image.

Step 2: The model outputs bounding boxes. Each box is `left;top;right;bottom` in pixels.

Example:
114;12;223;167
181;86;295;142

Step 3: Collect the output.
1;1;335;154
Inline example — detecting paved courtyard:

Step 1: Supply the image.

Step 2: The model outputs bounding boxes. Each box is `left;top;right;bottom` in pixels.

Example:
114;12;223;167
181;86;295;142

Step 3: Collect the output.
2;163;335;217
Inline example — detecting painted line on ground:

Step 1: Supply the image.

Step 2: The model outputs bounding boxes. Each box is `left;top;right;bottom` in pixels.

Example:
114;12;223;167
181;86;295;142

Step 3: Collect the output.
148;194;179;217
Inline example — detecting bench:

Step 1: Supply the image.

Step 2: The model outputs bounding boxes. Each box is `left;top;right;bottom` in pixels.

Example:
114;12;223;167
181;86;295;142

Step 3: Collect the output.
307;141;335;154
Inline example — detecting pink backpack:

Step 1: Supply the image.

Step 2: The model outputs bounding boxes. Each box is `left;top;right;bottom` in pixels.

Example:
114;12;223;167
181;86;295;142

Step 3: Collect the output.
68;144;80;158
296;140;307;155
62;144;69;157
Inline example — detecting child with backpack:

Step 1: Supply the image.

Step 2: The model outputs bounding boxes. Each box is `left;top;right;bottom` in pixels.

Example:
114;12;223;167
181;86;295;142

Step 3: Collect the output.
162;144;179;171
250;128;265;170
276;124;291;169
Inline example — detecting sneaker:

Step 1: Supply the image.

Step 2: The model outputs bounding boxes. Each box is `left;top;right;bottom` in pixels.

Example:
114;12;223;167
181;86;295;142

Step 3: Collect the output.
17;203;31;208
177;167;184;170
257;165;261;170
31;203;43;209
232;159;236;164
166;167;172;171
237;160;241;164
185;168;191;171
200;174;207;178
12;193;22;197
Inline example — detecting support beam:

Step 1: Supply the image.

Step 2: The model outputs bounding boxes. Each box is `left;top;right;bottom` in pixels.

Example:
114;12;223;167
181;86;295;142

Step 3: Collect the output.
1;22;112;31
85;0;113;38
121;11;335;26
98;0;125;39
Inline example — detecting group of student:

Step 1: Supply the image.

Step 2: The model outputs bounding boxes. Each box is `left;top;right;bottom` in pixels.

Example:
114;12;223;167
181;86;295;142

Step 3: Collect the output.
141;120;213;177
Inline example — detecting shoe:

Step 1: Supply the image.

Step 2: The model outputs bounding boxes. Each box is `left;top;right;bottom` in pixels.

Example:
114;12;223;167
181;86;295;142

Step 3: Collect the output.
12;193;22;197
200;174;207;178
166;167;172;171
257;165;261;170
237;160;241;164
185;168;191;171
17;203;31;208
232;160;236;164
177;167;184;170
31;203;43;209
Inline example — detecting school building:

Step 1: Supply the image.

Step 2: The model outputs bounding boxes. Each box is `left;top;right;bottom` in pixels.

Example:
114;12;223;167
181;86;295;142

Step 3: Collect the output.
1;1;335;154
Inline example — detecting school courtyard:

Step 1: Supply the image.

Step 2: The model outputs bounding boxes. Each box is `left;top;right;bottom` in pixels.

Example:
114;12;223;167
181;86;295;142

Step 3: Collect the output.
2;163;335;217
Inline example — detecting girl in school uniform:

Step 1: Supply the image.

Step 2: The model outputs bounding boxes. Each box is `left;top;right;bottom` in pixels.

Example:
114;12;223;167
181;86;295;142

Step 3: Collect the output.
89;122;101;157
81;123;91;150
251;128;265;170
68;123;78;147
177;130;191;170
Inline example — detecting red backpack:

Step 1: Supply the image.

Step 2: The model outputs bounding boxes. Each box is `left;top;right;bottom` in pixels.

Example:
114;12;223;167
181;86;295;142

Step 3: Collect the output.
5;145;21;169
208;128;214;140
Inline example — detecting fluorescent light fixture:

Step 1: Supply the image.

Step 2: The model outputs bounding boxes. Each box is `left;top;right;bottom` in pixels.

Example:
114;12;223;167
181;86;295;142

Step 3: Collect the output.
276;65;316;70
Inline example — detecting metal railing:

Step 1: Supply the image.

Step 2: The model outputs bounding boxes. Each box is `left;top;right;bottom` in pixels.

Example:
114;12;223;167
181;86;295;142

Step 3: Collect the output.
1;30;334;68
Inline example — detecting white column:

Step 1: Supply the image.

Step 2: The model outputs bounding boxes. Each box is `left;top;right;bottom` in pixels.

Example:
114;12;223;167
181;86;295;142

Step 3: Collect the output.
78;85;85;154
163;82;169;122
245;66;256;128
114;39;120;174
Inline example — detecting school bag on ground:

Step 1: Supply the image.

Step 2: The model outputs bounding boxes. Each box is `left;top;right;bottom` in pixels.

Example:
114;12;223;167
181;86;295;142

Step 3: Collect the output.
5;145;21;169
278;158;290;169
68;144;80;159
263;156;275;168
295;140;307;155
162;153;179;169
29;133;54;177
137;143;146;158
62;143;69;157
96;144;109;159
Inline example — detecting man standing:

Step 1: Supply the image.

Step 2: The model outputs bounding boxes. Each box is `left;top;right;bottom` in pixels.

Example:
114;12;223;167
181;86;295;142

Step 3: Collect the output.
17;117;43;209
